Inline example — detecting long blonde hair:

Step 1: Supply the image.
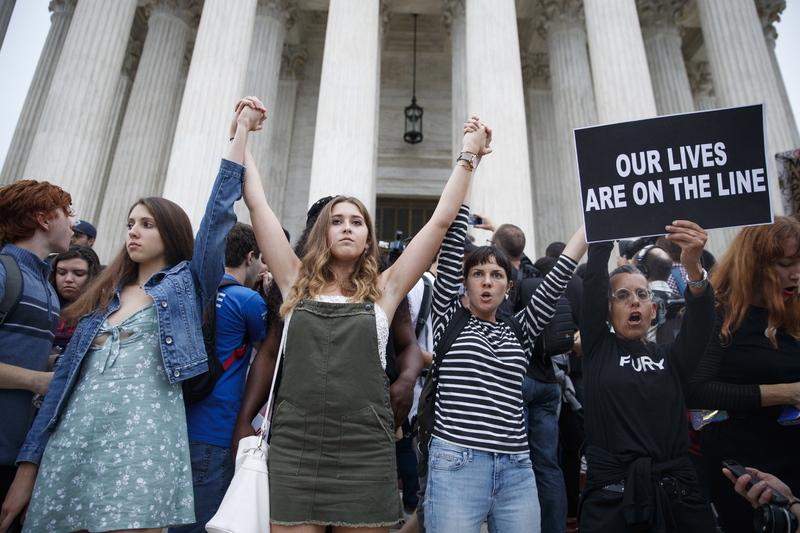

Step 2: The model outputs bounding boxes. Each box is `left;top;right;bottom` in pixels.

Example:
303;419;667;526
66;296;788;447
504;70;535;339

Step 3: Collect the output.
280;196;382;317
710;216;800;347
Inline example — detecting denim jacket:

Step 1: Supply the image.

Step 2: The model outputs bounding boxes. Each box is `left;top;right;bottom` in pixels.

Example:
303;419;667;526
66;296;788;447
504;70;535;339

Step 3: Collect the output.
17;159;245;466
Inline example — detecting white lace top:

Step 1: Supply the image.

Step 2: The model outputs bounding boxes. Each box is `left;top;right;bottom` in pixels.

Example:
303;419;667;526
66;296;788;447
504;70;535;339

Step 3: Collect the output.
283;295;390;369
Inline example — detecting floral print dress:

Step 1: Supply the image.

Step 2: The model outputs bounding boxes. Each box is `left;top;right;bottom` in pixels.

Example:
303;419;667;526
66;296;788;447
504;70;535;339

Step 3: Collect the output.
24;304;194;532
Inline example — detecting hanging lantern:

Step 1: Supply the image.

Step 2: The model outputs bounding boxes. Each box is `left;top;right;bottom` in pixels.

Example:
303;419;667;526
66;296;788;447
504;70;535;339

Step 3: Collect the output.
404;14;423;144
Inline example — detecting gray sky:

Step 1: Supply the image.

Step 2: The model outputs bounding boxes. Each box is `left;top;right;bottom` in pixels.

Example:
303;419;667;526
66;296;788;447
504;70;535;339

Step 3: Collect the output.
0;2;798;167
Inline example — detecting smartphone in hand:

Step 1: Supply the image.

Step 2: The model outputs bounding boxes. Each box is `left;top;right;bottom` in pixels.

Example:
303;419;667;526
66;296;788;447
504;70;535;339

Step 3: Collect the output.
722;460;791;506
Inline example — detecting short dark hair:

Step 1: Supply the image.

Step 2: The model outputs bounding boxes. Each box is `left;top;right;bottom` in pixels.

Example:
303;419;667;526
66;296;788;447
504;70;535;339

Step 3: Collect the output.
655;236;681;262
225;223;260;268
608;264;647;297
545;241;566;258
463;245;513;281
533;256;557;276
492;224;525;259
637;246;672;281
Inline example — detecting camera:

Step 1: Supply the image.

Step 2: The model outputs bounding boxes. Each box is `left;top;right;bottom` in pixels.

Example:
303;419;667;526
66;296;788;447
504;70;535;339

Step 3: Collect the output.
387;230;411;265
754;502;799;533
723;460;799;533
618;236;658;259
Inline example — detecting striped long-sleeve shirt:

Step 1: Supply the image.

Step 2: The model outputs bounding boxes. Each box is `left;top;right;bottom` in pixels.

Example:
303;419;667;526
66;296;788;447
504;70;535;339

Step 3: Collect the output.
430;207;577;454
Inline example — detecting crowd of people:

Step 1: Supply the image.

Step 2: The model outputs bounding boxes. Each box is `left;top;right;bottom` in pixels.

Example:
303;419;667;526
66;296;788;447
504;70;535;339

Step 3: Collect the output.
0;95;799;533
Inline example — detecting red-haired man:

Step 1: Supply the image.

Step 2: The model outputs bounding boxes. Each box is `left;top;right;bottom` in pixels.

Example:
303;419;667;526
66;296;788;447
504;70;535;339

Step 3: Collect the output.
0;180;73;529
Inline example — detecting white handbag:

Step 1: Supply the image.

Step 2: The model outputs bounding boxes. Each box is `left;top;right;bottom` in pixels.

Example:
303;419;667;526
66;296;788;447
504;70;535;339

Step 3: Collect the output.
206;327;286;533
205;433;270;533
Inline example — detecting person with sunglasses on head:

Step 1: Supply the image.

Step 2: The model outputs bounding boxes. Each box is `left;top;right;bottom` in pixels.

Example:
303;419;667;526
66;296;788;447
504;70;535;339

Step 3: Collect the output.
578;220;717;533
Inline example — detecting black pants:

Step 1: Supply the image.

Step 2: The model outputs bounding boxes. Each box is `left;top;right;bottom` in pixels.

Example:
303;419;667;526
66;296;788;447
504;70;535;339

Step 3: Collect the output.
578;480;716;533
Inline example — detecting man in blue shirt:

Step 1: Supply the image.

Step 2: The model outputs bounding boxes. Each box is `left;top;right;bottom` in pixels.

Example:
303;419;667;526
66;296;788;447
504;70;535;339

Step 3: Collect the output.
171;222;267;533
0;179;73;531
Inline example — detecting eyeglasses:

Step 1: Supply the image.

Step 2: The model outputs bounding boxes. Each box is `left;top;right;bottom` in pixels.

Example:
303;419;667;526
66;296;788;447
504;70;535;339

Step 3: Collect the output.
609;287;653;302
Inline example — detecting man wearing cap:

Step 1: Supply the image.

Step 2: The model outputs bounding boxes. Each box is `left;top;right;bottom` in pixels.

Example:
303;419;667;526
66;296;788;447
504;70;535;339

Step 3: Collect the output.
70;220;96;247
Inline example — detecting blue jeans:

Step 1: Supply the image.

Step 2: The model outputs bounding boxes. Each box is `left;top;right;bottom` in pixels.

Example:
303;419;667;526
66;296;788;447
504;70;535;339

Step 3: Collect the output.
169;441;234;533
425;437;540;533
522;377;568;533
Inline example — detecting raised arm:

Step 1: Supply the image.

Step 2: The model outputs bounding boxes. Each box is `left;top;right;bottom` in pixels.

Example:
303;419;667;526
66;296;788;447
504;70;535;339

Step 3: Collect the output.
238;99;301;300
517;226;586;347
562;225;589;265
190;97;264;303
663;220;715;379
379;118;490;315
580;241;614;356
664;220;708;299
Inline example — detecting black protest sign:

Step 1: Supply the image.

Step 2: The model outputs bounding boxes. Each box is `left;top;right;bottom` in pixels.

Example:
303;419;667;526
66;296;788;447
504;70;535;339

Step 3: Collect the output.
575;104;772;243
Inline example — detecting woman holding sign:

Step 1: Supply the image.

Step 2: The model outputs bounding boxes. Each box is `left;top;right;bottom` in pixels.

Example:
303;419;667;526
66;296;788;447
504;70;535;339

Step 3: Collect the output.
685;217;800;533
578;220;716;533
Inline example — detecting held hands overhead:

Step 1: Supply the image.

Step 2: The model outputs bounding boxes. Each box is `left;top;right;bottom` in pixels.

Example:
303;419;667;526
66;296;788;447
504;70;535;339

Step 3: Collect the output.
462;117;493;168
664;220;707;281
231;96;267;138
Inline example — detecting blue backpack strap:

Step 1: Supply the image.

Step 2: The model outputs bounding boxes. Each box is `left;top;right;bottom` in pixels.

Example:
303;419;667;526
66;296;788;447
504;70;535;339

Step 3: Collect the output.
0;254;23;327
671;266;687;294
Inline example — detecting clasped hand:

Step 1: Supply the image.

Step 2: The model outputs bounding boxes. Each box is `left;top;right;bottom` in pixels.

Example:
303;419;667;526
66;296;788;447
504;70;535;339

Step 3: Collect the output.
462;116;492;157
231;96;267;138
664;220;707;276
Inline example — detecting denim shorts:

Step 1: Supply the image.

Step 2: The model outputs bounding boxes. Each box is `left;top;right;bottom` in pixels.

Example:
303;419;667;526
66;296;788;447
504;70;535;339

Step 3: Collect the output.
424;437;540;533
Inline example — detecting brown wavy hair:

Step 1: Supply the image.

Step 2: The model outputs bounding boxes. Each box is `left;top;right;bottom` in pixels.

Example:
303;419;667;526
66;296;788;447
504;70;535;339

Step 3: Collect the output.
710;216;800;347
63;197;194;325
0;180;73;244
280;196;381;317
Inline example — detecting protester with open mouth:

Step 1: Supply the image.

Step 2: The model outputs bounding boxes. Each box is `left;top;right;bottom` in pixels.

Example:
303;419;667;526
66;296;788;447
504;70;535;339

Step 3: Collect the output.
578;220;716;533
423;209;587;532
685;216;800;533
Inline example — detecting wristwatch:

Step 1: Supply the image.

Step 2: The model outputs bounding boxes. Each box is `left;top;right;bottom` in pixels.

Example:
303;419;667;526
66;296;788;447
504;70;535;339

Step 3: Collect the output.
456;152;477;170
686;268;709;289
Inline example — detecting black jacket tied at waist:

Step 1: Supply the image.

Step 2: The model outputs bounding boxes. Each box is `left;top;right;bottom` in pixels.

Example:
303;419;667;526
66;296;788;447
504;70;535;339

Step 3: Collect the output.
583;445;697;533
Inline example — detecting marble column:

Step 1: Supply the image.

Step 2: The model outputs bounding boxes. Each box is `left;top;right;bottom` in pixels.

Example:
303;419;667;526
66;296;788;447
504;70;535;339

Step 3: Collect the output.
687;61;717;111
584;0;658;123
539;0;599;230
0;0;14;51
695;0;800;216
524;53;564;253
269;45;306;223
637;0;694;116
162;0;258;229
237;0;296;223
21;0;138;222
444;0;468;156
464;0;535;252
307;0;381;213
280;44;322;241
757;1;797;156
96;0;195;260
0;0;76;185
